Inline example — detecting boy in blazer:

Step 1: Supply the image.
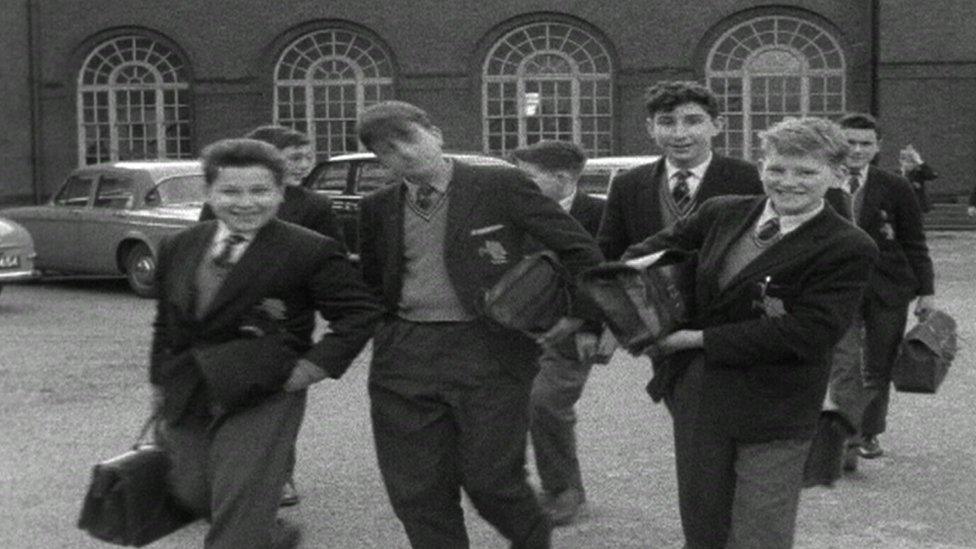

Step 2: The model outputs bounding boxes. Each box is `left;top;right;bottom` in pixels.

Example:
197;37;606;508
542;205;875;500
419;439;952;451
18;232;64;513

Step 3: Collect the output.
624;118;878;548
512;140;607;526
596;80;762;537
838;113;937;459
356;102;604;549
151;139;382;549
597;80;763;262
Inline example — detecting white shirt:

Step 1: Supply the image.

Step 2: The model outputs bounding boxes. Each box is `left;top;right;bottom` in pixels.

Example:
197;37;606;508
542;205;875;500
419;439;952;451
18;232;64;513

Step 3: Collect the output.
665;151;713;199
755;199;824;236
211;221;253;263
558;191;577;213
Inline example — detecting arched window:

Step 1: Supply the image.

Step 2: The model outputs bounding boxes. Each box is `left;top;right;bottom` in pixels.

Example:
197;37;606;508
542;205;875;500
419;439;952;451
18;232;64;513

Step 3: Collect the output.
78;35;192;165
706;16;846;160
274;29;394;157
483;21;613;157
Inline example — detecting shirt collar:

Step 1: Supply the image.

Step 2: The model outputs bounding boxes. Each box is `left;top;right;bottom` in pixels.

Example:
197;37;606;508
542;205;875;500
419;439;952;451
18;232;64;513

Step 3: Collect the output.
403;158;453;195
214;221;254;243
757;198;824;236
665;152;713;194
558;191;576;212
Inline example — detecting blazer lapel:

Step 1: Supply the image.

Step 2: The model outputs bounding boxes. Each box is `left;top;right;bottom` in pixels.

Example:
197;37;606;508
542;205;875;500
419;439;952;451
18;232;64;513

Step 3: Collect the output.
697;199;763;307
445;162;481;247
201;220;286;325
637;160;665;234
383;183;406;294
856;167;883;227
173;223;217;320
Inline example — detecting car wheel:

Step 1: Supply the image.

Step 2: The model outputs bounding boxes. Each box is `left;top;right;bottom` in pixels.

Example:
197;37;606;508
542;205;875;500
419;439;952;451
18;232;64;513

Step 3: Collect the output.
124;243;156;298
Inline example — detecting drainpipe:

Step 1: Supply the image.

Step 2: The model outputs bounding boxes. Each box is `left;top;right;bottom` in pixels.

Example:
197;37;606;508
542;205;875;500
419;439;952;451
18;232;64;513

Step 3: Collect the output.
869;0;880;116
26;0;44;204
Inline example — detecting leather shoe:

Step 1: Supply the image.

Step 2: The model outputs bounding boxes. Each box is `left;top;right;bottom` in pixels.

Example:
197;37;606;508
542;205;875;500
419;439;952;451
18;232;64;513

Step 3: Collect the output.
858;435;884;459
280;480;300;507
541;487;586;526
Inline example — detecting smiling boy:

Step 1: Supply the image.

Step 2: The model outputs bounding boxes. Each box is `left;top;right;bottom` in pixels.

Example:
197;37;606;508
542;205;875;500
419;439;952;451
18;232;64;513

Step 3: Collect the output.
624;117;878;548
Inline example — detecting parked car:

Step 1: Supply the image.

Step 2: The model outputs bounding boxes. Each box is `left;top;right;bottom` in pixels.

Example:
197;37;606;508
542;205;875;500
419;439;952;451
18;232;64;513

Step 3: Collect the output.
1;160;205;297
303;151;513;254
0;216;39;298
578;156;659;198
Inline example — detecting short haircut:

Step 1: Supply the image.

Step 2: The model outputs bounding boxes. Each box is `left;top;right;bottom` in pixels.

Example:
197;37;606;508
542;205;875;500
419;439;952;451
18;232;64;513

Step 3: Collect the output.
645;80;720;119
244;125;311;150
838;112;881;138
200;138;286;187
758;117;850;168
511;140;587;175
357;101;435;151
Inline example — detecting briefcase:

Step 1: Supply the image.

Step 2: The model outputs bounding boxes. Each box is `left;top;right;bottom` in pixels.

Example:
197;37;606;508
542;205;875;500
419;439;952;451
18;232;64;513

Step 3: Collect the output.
579;250;695;353
484;250;569;335
892;309;958;394
77;417;195;546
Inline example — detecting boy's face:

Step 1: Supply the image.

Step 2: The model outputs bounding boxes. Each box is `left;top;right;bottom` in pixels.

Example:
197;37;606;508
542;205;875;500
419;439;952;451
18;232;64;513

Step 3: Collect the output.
646;102;722;169
280;144;315;186
842;128;880;171
760;150;841;216
370;123;445;182
206;166;284;235
516;160;575;201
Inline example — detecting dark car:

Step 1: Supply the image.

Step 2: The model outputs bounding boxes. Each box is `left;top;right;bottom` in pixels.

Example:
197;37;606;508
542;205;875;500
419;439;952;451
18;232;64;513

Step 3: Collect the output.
303;152;513;255
2;161;204;297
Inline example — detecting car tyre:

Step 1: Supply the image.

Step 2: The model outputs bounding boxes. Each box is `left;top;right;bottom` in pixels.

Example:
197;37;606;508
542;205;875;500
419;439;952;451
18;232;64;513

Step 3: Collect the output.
124;243;157;298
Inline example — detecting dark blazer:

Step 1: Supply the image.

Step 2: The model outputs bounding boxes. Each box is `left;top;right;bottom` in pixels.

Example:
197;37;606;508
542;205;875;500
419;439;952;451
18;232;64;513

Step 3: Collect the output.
358;160;604;334
568;192;606;237
201;185;344;249
856;166;934;304
598;154;763;260
150;219;382;422
624;196;878;441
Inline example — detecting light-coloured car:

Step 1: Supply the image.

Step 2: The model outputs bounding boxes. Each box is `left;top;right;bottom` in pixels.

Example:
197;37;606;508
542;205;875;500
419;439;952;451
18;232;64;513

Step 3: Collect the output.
304;151;513;254
578;155;659;198
0;216;39;298
1;161;205;297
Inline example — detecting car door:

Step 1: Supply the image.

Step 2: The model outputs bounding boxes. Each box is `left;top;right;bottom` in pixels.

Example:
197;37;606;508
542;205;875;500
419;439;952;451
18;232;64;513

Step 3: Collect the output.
25;174;97;270
71;173;137;273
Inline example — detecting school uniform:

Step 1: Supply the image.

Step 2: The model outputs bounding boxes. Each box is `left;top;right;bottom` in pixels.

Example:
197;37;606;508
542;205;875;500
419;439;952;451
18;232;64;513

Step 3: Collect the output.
624;195;878;548
358;160;603;548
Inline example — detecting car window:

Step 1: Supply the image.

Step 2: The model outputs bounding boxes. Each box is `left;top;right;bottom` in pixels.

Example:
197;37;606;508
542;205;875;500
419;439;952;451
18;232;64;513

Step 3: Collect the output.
54;175;96;207
93;175;135;209
578;169;613;196
307;163;350;193
146;175;207;207
357;161;396;194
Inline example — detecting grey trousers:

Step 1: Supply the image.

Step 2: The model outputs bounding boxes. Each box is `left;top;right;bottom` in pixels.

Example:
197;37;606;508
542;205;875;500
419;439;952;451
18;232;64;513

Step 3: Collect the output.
861;299;910;436
161;391;306;549
529;345;593;496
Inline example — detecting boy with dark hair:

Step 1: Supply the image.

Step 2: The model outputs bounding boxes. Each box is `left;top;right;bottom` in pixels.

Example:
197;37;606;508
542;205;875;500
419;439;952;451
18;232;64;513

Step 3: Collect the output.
512;140;606;526
596;80;762;537
201;125;343;252
598;80;762;261
153;138;381;548
838;112;936;460
356;101;604;548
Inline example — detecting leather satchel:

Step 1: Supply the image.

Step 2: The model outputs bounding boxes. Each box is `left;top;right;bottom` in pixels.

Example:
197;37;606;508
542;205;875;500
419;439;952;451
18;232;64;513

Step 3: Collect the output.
579;250;695;353
483;250;569;335
892;309;958;394
191;332;301;413
77;416;195;546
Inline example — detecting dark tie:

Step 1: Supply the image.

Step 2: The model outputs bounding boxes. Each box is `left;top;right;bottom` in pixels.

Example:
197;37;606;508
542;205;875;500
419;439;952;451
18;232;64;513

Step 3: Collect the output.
212;233;246;269
672;170;693;214
415;184;439;213
756;217;781;243
848;170;861;195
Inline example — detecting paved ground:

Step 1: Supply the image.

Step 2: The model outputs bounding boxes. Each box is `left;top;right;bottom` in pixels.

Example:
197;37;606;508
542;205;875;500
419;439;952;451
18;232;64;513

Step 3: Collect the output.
1;231;974;548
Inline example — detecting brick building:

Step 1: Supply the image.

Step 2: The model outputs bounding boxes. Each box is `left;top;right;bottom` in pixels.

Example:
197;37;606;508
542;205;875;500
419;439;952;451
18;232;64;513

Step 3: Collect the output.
2;0;973;203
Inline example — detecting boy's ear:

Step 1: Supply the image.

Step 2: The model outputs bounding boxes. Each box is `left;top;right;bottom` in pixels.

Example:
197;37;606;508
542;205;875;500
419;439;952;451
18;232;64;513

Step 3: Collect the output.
712;115;725;132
